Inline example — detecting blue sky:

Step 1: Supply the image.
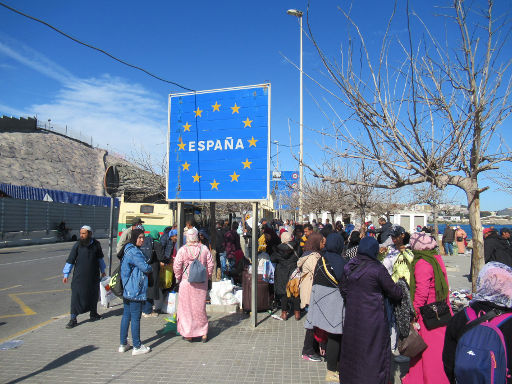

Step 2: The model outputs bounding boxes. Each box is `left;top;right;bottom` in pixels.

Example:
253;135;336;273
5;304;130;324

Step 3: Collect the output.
1;0;511;211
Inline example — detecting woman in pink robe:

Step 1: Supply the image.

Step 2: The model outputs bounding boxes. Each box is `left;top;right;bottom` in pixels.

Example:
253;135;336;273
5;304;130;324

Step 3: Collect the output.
174;228;214;342
402;232;452;384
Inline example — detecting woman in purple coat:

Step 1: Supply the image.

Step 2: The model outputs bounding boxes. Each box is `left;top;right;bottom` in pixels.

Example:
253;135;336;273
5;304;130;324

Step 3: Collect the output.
339;236;403;384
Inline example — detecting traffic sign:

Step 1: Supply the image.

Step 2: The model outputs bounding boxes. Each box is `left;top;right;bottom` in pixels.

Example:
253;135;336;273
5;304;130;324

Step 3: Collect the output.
167;84;270;201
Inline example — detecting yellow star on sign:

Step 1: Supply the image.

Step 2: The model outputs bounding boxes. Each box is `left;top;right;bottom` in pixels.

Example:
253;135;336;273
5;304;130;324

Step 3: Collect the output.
182;161;190;171
212;101;221;112
231;103;240;114
243;117;253;128
194;107;203;117
183;122;191;131
210;179;220;190
192;173;201;182
248;136;258;147
177;140;186;150
230;171;240;182
242;158;252;169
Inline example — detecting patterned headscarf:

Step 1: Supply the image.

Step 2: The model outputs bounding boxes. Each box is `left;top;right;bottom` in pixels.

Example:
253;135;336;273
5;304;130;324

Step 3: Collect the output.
472;262;512;309
186;227;199;243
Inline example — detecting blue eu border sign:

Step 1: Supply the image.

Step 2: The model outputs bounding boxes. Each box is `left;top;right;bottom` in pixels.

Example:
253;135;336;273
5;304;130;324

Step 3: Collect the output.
167;84;271;202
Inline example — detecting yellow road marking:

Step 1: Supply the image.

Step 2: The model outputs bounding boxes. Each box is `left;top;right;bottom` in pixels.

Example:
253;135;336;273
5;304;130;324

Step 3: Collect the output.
0;313;69;344
0;289;69;319
0;285;22;292
43;275;62;281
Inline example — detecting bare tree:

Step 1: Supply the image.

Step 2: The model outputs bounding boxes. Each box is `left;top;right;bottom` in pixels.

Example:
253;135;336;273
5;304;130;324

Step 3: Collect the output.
304;0;512;290
302;177;352;223
411;184;452;235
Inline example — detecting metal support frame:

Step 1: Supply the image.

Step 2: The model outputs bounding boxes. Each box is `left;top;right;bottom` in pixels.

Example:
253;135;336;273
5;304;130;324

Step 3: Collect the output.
251;202;259;327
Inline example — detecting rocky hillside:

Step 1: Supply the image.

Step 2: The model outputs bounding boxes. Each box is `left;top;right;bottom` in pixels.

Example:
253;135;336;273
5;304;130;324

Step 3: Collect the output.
0;116;131;196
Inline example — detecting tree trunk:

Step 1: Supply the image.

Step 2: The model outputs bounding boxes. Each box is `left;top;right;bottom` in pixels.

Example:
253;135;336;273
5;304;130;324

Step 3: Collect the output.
433;206;439;237
331;212;336;225
465;187;484;293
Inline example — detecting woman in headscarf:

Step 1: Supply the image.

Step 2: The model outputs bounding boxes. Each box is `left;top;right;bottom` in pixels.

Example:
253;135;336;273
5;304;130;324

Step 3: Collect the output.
342;230;361;261
142;229;164;317
300;232;326;362
304;232;345;382
298;232;324;310
173;227;214;342
340;236;403;384
443;262;512;383
454;226;467;254
270;231;300;320
119;228;152;355
402;232;452;384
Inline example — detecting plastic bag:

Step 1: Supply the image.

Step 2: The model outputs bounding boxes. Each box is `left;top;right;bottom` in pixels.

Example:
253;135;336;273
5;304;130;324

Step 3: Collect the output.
100;276;115;307
161;291;178;314
159;264;173;289
210;280;238;305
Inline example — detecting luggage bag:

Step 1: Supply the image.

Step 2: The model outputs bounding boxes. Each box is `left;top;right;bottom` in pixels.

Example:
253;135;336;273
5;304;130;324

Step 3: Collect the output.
242;270;271;312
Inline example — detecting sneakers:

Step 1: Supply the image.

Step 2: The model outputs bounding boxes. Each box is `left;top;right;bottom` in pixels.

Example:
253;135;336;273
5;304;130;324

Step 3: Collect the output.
132;344;151;356
302;353;322;362
118;344;130;353
325;370;339;382
142;312;159;318
65;319;77;329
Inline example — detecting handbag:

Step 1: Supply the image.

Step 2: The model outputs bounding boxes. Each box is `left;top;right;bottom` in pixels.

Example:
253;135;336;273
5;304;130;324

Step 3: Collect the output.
110;264;123;297
419;300;452;330
398;325;427;358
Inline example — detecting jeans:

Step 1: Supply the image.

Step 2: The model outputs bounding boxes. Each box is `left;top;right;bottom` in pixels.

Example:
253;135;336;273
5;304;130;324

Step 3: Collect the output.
219;252;227;278
143;299;153;314
120;299;143;348
443;242;454;256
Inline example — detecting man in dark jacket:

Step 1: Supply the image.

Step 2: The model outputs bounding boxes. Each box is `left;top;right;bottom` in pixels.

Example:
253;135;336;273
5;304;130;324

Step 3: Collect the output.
62;225;106;328
442;224;456;256
484;229;512;267
375;217;393;245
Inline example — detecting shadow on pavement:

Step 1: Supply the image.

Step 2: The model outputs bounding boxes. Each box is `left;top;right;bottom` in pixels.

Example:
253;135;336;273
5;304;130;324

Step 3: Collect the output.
207;312;248;341
6;345;98;384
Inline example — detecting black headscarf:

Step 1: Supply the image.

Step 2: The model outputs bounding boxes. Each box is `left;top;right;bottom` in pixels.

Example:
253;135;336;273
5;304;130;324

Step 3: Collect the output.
323;232;345;281
130;228;145;246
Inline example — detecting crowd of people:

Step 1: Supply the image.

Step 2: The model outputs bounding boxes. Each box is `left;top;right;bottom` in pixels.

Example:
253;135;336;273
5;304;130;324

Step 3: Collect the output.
61;217;512;383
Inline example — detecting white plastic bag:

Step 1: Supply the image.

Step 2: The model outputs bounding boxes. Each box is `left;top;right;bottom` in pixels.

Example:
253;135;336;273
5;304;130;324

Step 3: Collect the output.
210;280;238;305
100;276;115;307
161;292;178;314
234;288;243;305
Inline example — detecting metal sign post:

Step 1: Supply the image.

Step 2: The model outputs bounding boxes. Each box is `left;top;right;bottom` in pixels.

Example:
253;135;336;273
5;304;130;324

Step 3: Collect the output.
108;196;114;276
251;202;258;327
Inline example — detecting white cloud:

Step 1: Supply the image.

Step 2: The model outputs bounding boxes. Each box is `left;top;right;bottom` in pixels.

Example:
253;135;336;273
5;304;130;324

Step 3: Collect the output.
0;36;168;161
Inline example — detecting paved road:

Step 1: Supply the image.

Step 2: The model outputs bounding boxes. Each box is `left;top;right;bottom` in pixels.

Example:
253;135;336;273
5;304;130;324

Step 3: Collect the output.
0;239;115;342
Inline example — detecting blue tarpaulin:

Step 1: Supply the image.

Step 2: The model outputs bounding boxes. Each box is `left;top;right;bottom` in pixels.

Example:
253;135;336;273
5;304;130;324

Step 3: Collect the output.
0;183;118;207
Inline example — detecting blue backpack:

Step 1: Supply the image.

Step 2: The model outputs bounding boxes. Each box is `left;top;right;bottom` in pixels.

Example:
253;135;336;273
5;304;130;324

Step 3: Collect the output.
454;307;512;383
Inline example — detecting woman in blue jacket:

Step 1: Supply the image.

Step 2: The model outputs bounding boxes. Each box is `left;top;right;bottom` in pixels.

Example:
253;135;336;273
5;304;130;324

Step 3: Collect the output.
119;229;152;355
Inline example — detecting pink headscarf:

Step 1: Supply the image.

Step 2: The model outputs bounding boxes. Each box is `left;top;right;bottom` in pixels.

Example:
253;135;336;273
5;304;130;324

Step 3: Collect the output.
409;232;437;251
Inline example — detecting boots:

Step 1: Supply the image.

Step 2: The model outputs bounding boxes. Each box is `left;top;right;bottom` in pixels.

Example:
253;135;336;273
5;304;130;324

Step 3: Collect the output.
294;310;301;320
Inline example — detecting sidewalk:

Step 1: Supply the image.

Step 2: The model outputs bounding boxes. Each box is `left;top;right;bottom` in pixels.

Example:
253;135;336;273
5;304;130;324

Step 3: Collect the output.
0;302;326;384
0;253;473;384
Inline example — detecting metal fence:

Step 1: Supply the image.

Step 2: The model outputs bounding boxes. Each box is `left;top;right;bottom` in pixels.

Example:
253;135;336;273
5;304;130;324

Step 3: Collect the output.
0;198;118;234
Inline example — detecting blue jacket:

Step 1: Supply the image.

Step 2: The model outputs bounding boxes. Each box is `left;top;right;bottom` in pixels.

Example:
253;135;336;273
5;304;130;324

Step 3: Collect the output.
121;243;152;301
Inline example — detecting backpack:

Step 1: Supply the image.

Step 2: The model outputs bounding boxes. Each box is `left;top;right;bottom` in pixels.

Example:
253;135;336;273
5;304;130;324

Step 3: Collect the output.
110;263;123;297
183;244;207;283
454;306;512;384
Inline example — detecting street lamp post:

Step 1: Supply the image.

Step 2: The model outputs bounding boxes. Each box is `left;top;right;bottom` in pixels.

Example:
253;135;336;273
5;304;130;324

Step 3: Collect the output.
287;9;304;223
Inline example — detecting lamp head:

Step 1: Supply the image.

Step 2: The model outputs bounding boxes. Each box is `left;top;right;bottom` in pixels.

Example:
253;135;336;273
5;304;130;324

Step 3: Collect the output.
287;9;303;17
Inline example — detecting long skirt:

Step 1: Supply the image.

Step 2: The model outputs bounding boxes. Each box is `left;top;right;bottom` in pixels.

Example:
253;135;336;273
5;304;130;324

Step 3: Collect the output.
177;279;208;338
